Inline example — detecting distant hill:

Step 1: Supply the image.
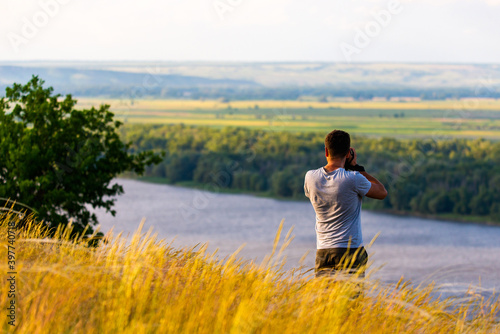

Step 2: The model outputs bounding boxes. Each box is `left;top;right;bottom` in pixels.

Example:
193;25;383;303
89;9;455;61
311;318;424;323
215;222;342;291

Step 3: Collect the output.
1;62;499;99
0;65;260;97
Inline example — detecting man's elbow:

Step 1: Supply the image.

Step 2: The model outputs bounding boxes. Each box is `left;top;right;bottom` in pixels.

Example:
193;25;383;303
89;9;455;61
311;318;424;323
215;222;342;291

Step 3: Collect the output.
376;185;388;200
372;192;387;200
366;185;388;200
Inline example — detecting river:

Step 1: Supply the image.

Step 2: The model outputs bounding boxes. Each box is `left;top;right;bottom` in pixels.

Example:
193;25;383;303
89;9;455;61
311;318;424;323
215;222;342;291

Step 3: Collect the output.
91;179;500;298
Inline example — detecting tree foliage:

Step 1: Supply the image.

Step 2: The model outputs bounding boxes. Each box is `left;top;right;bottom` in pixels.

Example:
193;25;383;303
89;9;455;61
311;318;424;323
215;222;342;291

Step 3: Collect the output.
0;76;163;238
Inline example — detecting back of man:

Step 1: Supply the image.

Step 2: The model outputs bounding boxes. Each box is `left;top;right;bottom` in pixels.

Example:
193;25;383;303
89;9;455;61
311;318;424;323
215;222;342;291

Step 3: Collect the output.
304;167;371;250
304;129;387;278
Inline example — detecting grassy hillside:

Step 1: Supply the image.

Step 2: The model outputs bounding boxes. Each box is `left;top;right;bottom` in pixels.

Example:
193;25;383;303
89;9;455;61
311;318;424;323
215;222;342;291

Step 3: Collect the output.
1;212;498;333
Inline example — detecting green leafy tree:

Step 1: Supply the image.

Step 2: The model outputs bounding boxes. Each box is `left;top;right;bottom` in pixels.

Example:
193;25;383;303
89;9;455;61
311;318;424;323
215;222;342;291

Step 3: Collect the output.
0;76;163;240
428;191;454;214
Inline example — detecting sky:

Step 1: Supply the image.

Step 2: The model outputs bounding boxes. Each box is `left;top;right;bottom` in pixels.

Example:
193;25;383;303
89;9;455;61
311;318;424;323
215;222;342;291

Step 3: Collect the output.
1;0;499;63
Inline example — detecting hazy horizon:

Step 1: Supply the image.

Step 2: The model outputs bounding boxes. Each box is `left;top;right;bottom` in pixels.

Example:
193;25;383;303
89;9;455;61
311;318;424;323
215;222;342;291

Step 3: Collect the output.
2;60;500;65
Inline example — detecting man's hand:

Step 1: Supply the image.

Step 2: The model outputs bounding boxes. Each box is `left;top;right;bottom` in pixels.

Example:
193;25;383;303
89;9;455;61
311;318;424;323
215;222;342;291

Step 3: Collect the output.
345;147;388;199
345;147;357;169
349;147;357;166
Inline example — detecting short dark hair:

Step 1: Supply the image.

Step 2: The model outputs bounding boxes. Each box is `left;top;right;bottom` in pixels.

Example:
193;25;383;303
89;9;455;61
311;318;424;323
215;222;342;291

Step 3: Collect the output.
325;130;350;159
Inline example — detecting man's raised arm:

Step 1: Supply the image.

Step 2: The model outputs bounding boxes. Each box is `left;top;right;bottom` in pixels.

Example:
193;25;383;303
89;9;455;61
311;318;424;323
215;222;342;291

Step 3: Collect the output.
361;171;388;200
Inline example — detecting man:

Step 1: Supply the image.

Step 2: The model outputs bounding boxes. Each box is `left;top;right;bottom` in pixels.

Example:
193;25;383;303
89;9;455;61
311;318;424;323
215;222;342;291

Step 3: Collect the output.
304;130;387;278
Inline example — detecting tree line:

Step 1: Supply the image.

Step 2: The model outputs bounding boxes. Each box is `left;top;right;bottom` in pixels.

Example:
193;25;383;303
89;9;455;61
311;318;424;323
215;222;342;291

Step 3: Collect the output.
122;124;500;222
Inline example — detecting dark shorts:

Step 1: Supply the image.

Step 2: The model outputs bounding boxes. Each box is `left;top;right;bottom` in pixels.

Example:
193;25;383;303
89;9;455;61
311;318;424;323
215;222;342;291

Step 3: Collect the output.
315;247;368;278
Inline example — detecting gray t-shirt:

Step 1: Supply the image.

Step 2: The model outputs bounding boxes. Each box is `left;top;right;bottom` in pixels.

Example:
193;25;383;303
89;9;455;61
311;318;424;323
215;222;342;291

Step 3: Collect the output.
304;167;372;249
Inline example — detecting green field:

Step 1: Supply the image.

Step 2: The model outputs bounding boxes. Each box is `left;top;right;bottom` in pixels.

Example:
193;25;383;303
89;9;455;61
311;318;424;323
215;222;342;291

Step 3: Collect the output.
76;98;500;139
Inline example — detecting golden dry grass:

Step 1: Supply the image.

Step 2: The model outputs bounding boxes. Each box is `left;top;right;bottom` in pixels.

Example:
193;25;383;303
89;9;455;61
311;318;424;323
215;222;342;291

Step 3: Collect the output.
1;212;499;333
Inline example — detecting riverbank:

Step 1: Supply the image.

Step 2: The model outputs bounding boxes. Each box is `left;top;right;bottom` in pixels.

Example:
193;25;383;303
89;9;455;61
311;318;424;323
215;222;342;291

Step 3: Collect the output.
133;176;500;227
